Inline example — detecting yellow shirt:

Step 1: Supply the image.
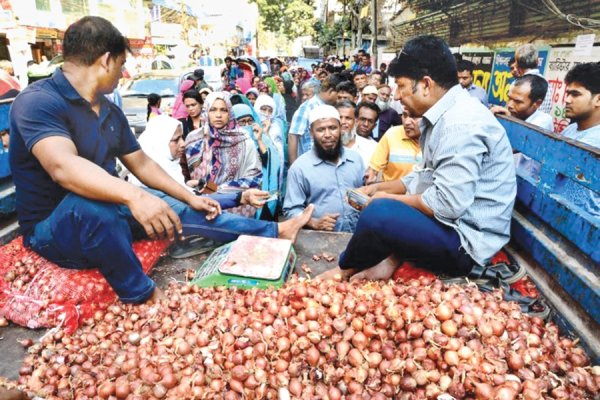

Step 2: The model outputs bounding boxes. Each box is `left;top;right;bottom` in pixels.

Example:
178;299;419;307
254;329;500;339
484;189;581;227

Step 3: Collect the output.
369;126;422;181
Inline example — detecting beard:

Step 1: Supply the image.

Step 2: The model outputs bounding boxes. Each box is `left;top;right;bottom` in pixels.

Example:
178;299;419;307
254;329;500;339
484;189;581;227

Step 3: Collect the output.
376;98;390;112
314;138;342;162
341;129;356;146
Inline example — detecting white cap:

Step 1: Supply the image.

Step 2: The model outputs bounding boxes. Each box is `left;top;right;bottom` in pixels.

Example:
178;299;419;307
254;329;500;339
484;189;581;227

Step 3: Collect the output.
308;105;340;126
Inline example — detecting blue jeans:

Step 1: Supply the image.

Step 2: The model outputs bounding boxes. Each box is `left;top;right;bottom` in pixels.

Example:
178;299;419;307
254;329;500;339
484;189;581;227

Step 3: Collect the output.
339;199;473;276
24;188;277;303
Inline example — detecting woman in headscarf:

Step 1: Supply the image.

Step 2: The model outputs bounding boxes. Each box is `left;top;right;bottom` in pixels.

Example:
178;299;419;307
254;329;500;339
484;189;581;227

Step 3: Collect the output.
185;92;263;216
264;76;288;126
132;114;271;212
231;102;281;221
245;88;259;106
131;115;187;188
178;89;203;139
254;94;286;196
282;79;298;124
171;79;195;120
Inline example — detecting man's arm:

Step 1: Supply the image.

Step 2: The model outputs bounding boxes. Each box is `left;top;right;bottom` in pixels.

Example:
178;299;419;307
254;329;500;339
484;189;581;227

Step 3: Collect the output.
32;137;182;239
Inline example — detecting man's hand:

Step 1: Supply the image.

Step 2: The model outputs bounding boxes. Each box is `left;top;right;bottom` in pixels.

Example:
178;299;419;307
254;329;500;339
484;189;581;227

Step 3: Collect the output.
490;105;509;116
241;189;270;208
364;168;378;185
308;213;340;231
127;191;182;240
188;196;222;220
357;184;379;197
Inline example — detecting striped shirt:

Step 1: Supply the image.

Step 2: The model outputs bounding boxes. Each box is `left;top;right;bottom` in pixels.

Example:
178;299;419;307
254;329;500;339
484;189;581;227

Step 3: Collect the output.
289;95;324;157
401;85;517;265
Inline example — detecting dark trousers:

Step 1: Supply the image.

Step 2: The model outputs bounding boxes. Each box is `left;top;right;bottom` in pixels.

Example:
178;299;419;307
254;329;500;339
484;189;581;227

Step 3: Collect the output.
25;188;277;303
339;199;473;276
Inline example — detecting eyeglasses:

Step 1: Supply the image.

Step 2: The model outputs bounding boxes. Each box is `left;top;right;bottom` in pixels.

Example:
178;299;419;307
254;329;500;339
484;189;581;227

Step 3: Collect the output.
237;117;254;127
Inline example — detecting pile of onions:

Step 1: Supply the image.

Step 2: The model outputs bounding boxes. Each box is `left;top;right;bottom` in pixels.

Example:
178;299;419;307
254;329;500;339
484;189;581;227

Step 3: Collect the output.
16;276;599;399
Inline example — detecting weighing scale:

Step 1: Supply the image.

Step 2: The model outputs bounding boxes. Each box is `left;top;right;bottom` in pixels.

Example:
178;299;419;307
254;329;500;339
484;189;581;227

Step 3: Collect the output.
190;235;296;289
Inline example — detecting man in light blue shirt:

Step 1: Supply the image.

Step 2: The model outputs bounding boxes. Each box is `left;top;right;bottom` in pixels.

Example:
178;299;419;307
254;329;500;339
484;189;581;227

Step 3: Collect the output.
457;60;489;107
322;35;516;281
561;62;600;149
288;74;341;164
283;105;364;233
490;75;554;132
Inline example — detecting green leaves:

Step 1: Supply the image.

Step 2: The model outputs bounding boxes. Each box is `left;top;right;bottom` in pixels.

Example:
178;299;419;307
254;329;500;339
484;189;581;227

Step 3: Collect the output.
251;0;316;39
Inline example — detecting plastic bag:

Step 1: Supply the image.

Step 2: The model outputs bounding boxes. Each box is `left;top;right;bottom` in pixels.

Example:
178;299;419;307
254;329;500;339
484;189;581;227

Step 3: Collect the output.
0;237;169;333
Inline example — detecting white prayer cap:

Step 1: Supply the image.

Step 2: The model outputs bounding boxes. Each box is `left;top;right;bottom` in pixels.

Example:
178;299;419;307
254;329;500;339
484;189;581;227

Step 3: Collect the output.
308;105;340;126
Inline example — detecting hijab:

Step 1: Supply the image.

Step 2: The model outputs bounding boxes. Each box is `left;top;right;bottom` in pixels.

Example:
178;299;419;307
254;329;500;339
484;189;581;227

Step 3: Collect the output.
171;79;195;119
133;115;188;188
185;92;261;189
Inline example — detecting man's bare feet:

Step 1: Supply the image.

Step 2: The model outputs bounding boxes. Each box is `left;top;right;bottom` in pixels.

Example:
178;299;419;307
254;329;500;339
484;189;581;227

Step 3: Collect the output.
147;287;167;304
316;266;356;281
350;256;399;281
278;204;315;243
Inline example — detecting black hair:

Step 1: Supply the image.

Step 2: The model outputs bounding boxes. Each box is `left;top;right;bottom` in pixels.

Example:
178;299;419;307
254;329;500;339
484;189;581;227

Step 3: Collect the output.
321;73;342;92
336;81;358;97
182;89;202;104
324;64;335;73
230;94;243;106
335;99;357;112
355;101;381;118
513;75;548;103
509;57;516;66
146;93;161;121
456;60;475;74
353;70;367;78
63;16;130;66
565;62;600;95
370;70;386;85
339;69;353;81
225;56;233;62
388;35;458;90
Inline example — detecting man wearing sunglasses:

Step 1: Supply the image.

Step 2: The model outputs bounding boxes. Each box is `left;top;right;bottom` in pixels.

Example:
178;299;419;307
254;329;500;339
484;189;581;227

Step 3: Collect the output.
322;35;517;282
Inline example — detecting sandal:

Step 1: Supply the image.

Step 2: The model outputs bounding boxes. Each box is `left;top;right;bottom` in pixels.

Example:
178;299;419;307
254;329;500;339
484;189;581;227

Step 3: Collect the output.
169;236;220;259
467;262;526;284
479;278;551;320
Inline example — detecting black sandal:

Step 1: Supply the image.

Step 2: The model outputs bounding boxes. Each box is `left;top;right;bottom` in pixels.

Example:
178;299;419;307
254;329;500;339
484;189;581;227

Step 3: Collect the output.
169;236;220;259
479;278;551;320
467;262;526;284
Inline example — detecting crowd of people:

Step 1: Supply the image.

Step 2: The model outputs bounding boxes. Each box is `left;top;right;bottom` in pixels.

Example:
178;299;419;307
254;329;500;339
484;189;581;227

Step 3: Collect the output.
7;15;600;304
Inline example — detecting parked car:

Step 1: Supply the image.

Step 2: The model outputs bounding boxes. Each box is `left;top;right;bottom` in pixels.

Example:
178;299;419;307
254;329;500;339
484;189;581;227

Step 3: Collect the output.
120;69;190;135
181;66;224;92
27;55;63;83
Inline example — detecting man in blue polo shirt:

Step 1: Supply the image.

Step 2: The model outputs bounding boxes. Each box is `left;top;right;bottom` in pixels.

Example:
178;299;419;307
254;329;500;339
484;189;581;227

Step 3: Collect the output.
9;16;313;304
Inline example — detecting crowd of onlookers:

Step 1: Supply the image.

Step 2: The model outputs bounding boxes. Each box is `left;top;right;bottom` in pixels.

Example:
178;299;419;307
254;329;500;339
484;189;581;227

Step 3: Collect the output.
132;43;598;235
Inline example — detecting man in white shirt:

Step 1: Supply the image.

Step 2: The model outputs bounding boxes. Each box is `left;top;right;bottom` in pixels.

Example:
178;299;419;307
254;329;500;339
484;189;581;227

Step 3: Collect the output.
490;75;554;132
561;62;600;149
515;44;553;114
336;100;376;171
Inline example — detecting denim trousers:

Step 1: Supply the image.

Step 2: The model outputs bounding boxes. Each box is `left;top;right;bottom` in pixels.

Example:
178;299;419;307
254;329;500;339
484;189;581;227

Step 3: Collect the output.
24;188;277;303
339;199;473;276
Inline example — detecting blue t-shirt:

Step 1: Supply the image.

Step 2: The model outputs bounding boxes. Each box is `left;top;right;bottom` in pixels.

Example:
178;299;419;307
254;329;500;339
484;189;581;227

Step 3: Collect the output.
9;68;140;237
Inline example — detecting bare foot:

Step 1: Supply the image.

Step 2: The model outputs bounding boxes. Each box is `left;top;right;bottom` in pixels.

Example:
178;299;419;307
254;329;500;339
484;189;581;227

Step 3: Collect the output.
147;287;167;304
350;256;399;281
278;204;315;243
316;266;355;281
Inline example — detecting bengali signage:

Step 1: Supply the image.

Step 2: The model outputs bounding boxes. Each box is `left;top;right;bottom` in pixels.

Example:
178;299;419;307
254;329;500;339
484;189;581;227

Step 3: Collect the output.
461;51;495;94
488;49;549;106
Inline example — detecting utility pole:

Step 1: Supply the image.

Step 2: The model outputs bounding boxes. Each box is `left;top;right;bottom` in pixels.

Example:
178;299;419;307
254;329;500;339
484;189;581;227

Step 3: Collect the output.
372;0;377;68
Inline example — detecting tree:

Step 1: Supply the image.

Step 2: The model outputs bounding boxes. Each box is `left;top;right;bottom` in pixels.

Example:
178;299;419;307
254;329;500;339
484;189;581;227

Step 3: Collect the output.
251;0;316;40
314;19;344;53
